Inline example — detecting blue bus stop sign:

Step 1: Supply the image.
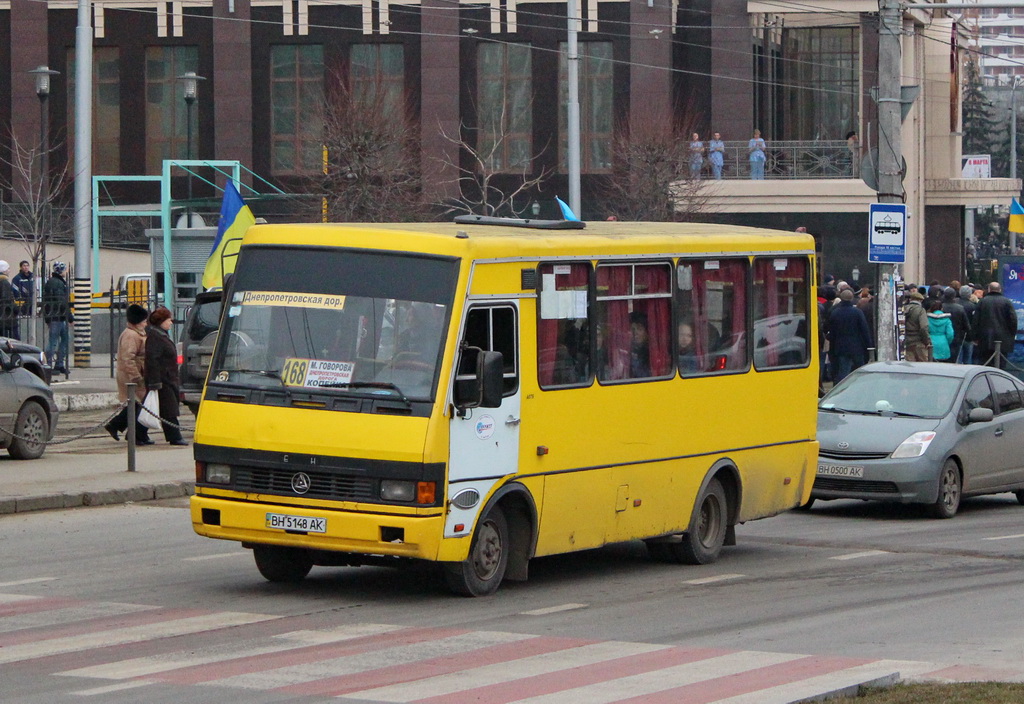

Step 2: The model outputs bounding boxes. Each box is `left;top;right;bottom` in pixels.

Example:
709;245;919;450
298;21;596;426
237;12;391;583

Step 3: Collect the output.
868;203;906;264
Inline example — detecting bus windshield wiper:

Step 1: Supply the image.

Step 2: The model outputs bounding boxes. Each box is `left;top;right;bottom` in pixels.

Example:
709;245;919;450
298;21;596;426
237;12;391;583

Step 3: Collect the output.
318;381;412;408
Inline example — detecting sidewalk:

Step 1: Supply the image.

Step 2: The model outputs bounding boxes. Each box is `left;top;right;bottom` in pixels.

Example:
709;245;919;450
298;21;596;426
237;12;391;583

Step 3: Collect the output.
0;354;195;515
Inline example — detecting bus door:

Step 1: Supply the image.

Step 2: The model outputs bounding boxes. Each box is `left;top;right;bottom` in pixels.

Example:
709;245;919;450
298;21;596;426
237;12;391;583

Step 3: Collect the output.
447;303;521;534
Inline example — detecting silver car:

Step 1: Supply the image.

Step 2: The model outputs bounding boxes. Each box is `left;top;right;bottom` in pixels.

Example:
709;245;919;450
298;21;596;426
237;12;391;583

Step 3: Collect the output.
0;345;58;459
811;361;1024;518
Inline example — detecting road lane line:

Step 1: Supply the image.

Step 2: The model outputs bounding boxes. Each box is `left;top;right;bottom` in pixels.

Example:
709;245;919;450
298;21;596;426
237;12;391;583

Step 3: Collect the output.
830;550;890;561
520;603;588;616
982;533;1024;541
0;593;42;604
181;552;248;562
684;574;745;585
71;680;155;696
0;577;57;588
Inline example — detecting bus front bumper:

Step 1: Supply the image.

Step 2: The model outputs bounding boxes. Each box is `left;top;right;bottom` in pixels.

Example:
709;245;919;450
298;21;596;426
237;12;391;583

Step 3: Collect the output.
190;495;447;560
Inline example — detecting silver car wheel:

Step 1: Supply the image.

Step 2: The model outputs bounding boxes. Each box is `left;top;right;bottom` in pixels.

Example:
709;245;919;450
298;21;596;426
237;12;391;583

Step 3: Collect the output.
929;459;961;519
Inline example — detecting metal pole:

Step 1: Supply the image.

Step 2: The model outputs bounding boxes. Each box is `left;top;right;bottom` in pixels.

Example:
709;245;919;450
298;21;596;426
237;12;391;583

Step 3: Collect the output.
566;0;581;218
185;98;194;226
73;0;93;368
875;0;903;362
126;382;136;472
1013;81;1019;252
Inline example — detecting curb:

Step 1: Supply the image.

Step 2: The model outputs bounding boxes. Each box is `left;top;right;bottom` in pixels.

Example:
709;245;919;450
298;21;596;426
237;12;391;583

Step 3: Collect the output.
792;672;900;703
53;392;120;412
0;481;195;515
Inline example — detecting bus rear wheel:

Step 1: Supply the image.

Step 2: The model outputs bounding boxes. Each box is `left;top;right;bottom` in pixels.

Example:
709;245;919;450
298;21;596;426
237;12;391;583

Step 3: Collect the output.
253;545;313;583
444;506;508;597
672;478;728;565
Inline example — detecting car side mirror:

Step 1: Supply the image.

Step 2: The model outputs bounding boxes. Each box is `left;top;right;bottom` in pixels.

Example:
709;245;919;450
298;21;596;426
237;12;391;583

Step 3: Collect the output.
968;407;994;423
4;353;23;372
453;347;504;411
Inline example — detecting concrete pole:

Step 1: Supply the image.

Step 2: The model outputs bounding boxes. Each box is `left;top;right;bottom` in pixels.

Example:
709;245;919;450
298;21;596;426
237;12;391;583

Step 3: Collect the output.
73;0;92;367
875;0;903;362
1012;78;1018;182
566;0;581;218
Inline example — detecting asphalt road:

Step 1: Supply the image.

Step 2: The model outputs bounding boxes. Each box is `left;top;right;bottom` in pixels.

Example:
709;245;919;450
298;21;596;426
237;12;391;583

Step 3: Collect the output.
2;494;1024;702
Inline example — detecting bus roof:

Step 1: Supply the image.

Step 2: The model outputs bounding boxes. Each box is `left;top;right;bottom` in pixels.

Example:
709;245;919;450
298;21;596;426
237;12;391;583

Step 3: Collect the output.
241;221;814;259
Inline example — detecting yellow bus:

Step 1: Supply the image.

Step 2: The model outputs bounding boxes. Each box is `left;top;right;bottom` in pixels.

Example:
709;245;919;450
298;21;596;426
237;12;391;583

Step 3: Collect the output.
190;218;819;596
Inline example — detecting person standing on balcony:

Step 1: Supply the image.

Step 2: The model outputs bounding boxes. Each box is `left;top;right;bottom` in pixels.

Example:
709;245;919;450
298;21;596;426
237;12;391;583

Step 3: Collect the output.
748;129;766;180
689;133;704;179
708;132;725;180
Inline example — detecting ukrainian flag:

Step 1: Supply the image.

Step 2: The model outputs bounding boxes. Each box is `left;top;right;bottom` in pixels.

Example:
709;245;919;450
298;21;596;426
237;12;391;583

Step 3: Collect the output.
202;182;255;290
1011;197;1024;234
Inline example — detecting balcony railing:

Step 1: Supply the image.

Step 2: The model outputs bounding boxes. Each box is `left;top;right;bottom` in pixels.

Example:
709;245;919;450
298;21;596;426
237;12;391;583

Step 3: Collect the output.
695;140;860;180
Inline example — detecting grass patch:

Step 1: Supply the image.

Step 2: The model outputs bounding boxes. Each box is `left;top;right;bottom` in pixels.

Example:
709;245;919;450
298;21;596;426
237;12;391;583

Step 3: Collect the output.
830;683;1024;703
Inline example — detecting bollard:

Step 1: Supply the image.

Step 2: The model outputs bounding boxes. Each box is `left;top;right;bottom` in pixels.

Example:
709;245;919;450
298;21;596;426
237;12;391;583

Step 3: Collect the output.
867;347;877;363
994;341;1003;370
126;383;136;473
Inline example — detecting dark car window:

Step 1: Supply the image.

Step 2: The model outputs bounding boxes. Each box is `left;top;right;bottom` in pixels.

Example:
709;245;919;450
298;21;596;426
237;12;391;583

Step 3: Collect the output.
990;374;1024;414
187;297;223;341
961;376;995;421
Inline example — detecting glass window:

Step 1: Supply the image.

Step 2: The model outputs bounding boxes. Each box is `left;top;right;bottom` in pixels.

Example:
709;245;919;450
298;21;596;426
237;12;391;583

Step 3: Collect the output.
68;47;121;174
145;46;198;175
462;306;518;395
595;262;672;382
990;374;1023;414
752;257;810;370
559;42;613;172
822;372;961;419
537;263;591;388
271;44;324;175
676;259;748;376
780;27;859;141
477;43;532;172
350;44;405;115
961;376;995;421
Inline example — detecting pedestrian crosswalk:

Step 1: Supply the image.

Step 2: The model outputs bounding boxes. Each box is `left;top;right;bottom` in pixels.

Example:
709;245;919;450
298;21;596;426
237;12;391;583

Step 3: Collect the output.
0;591;1020;703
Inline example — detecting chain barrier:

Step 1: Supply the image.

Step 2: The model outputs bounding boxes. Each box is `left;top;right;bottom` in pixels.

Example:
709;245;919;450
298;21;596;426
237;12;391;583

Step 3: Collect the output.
137;401;196;433
0;400;195;447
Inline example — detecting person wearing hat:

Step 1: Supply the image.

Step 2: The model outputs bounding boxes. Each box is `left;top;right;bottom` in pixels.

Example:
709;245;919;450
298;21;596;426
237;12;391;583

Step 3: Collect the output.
144;306;187;445
11;261;34;338
42;262;72;376
0;261;17;340
902;290;932;362
104;304;153;445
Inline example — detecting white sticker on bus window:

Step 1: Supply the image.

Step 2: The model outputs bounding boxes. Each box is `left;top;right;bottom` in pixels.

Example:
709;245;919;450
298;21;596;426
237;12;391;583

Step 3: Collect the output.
677;265;693;291
774;259;788;271
232;291;245;303
541;276;586;319
553;265;572;275
282;357;355;388
228;305;242;317
572;291;588;318
240;291;347;311
704;260;720;270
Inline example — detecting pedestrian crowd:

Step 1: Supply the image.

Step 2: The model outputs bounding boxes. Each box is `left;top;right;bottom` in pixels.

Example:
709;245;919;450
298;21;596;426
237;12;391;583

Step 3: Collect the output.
687;129;767;180
0;259;73;376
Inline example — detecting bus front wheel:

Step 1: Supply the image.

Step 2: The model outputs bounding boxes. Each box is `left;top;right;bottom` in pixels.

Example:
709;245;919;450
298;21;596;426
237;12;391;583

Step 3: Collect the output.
253;545;313;583
674;478;728;565
444;506;509;597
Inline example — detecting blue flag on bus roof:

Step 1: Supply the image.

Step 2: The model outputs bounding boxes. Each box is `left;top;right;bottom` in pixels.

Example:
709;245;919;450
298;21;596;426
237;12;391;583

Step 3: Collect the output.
202;181;255;290
555;196;580;222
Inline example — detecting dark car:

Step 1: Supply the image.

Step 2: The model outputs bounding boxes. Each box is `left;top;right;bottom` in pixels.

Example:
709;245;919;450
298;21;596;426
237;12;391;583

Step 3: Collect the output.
2;338;51;385
179;290;223;416
0;346;58;459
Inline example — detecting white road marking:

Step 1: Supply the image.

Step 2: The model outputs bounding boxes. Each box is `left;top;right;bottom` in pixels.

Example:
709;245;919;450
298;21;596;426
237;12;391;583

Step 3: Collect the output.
71;680;155;696
0;593;42;604
830;550;891;561
520;603;588;616
0;577;57;588
983;533;1024;541
684;574;745;585
0;603;158;634
181;552;248;562
0;611;280;665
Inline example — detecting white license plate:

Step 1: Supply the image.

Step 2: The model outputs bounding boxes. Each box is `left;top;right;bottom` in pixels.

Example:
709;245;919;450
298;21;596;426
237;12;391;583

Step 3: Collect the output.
817;463;865;478
265;513;327;533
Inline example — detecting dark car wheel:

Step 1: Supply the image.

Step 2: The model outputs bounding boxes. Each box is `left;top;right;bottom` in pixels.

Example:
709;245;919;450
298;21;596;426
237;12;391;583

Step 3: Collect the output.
444;506;509;597
929;459;961;519
253;545;313;583
8;401;48;460
670;478;728;565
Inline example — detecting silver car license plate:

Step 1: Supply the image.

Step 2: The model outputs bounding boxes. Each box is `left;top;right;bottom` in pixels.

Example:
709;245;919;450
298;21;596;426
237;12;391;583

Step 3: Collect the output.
817;463;864;478
265;513;327;533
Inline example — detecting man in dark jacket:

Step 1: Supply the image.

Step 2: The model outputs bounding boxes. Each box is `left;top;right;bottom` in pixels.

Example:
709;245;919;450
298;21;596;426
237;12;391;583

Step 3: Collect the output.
42;262;72;376
974;281;1018;369
828;289;873;383
941;287;970;364
0;261;17;340
958;285;977;363
11;261;34;324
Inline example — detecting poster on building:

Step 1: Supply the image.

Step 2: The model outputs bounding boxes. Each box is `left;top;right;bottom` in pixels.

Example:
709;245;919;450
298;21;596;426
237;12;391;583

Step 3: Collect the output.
998;257;1024;374
961;154;992;178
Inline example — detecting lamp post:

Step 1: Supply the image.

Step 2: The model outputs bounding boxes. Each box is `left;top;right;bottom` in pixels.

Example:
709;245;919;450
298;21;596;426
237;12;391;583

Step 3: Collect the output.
177;71;205;227
1012;76;1022;252
29;66;59;346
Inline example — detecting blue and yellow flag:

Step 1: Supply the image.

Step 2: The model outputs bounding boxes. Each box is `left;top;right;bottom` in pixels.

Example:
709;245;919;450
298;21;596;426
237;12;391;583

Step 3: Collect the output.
555;195;580;222
1011;198;1024;234
202;182;255;290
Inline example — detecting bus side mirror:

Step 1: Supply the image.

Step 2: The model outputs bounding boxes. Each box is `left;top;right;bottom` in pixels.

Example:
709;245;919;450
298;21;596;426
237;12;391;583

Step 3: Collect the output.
454;347;504;410
479;351;504;408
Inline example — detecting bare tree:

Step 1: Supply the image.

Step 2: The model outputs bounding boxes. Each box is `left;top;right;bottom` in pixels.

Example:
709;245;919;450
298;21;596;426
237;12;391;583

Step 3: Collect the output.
599;116;715;222
299;69;428;223
0;131;73;269
435;96;551;217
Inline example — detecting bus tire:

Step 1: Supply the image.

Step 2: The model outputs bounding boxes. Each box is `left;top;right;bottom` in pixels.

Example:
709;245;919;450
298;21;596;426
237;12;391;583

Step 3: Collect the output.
674;478;728;565
444;506;509;597
253;545;313;583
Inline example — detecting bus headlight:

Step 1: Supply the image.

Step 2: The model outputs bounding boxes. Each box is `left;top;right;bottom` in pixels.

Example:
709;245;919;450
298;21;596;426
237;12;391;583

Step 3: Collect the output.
381;480;416;502
206;463;232;484
891;431;936;459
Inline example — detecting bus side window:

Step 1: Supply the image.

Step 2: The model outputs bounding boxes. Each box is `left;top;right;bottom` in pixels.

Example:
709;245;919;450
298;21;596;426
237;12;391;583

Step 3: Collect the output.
752;257;810;370
677;259;748;375
595;262;673;382
463;306;519;395
537;262;591;388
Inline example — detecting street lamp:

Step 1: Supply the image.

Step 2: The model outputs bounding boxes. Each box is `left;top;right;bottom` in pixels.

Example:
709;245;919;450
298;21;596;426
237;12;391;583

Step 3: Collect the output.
531;200;541;217
177;71;205;227
29;66;59;344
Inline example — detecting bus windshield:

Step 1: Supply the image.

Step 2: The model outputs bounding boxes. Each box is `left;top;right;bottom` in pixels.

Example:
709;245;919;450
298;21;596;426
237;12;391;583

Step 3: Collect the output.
210;247;459;402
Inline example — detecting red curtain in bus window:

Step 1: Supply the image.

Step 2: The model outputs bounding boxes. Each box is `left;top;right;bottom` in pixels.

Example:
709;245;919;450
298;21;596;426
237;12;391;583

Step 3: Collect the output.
537;263;590;386
634;264;671;376
690;259;747;372
726;261;748;370
596;265;632;381
755;259;781;367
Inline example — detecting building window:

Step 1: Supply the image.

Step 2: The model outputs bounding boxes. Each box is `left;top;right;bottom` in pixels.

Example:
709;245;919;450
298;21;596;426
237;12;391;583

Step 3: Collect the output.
68;47;120;174
780;27;859;140
145;46;198;175
271;44;324;175
350;44;404;115
559;42;613;172
477;43;532;172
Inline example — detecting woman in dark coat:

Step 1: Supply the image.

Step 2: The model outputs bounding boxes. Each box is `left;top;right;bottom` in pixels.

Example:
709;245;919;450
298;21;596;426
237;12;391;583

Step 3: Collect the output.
144;307;187;445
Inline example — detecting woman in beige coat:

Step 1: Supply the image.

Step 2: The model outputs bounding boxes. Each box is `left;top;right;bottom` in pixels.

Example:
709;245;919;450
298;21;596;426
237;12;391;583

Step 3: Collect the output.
104;304;153;445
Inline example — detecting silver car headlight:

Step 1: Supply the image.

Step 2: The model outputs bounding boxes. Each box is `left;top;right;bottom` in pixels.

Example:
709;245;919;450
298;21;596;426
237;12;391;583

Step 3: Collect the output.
891;431;936;459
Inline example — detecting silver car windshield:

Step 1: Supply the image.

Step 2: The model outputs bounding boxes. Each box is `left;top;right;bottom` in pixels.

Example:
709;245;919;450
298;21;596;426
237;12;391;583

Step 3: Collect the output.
820;371;962;419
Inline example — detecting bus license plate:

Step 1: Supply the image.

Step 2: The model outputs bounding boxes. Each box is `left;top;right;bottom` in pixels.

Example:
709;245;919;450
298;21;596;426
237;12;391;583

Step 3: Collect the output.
817;463;864;478
265;513;327;533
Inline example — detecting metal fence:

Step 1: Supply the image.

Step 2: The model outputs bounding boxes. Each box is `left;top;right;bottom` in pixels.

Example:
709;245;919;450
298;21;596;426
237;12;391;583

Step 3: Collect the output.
696;140;860;180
